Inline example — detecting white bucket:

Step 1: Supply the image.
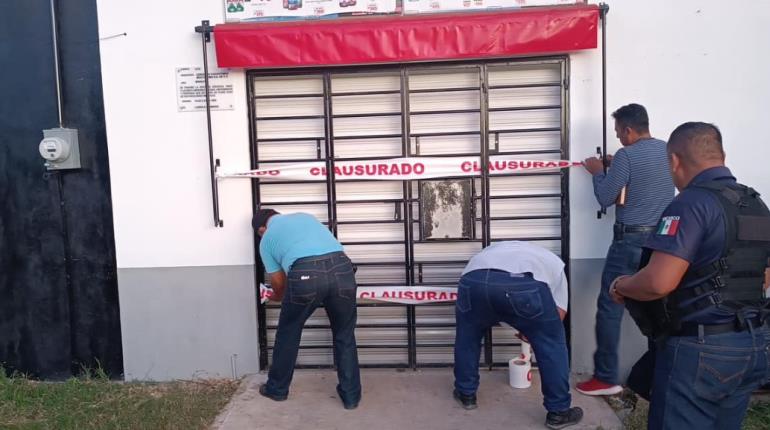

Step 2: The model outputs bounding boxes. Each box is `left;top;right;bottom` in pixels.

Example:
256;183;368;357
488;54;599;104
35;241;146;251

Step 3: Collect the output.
508;358;532;389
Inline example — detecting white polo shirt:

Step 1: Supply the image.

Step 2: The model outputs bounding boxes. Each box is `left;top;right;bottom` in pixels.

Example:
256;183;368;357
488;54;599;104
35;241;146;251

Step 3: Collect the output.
461;241;568;311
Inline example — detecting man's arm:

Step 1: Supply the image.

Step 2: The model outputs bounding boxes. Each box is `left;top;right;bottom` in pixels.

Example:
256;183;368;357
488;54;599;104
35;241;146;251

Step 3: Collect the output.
268;271;288;302
584;150;630;208
612;251;690;302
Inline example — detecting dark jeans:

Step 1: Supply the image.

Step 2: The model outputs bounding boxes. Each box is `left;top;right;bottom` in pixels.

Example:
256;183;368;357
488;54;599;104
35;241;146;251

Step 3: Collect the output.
648;325;770;430
264;251;361;403
453;269;571;413
594;230;650;385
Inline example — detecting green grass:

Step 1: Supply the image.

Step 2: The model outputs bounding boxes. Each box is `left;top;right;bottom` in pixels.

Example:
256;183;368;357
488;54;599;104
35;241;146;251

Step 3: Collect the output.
0;369;238;430
619;396;770;430
744;401;770;430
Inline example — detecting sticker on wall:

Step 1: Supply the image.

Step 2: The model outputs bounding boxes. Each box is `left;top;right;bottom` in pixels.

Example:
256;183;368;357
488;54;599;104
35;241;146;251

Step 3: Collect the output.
176;67;235;112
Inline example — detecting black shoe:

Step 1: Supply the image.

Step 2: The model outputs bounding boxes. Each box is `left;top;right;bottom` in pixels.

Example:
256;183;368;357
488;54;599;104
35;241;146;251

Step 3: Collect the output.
336;385;360;410
258;384;288;401
453;389;478;410
545;407;583;429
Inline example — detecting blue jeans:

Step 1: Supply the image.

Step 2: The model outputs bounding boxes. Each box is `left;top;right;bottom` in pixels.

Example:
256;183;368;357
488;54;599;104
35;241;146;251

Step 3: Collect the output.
648;325;770;430
454;269;571;413
594;230;649;385
264;252;361;403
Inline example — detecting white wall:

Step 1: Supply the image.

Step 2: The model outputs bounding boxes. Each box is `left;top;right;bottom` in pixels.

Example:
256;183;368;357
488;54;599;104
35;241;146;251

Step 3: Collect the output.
97;0;254;269
97;0;258;380
96;0;770;379
570;0;770;258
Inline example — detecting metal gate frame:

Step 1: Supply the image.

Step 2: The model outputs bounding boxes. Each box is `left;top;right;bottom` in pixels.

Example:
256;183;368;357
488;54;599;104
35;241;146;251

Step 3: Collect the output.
248;56;571;370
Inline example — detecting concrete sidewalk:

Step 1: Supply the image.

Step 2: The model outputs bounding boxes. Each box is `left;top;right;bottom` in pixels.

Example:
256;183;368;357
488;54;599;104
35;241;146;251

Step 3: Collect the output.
212;369;622;430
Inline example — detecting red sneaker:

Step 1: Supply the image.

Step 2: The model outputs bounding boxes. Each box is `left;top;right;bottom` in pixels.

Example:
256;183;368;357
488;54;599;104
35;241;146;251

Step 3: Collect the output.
576;377;623;396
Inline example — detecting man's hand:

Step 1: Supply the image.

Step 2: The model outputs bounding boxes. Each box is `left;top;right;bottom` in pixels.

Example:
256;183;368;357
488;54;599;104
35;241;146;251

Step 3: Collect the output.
557;307;567;321
609;275;629;304
582;156;605;175
268;271;287;302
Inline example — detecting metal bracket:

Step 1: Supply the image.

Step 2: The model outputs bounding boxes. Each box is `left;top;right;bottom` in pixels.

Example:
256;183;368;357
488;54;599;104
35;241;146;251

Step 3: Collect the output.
195;20;213;42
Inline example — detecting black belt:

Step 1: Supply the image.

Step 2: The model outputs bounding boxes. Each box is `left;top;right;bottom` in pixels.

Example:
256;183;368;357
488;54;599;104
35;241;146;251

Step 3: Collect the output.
614;224;656;234
671;318;766;337
294;251;346;264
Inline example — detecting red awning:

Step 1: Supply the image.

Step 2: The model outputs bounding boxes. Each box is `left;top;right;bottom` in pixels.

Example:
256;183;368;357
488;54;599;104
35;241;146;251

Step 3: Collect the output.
214;5;599;69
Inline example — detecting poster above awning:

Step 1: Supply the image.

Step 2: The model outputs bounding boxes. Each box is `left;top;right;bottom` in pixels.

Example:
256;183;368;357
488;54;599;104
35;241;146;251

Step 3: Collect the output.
224;0;397;22
402;0;586;15
213;4;599;68
222;0;585;22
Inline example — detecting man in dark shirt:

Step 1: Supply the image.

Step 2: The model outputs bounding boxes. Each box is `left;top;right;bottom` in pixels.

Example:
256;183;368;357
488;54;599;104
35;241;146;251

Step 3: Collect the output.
578;104;675;395
611;122;770;429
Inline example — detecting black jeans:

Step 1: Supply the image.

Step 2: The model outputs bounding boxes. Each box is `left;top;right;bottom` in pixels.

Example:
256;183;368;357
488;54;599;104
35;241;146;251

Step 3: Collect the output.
263;252;361;403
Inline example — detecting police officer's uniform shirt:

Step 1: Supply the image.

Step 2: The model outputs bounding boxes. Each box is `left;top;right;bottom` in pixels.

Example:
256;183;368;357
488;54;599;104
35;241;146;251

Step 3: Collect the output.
259;213;344;274
461;241;568;311
644;166;736;324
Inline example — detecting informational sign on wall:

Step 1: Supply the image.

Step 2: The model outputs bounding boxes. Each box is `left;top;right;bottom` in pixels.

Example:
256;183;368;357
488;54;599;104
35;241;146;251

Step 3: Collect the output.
224;0;398;21
176;67;234;112
402;0;584;14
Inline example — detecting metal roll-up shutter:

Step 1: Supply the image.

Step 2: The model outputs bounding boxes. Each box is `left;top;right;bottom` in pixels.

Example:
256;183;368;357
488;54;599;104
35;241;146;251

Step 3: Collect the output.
251;58;569;369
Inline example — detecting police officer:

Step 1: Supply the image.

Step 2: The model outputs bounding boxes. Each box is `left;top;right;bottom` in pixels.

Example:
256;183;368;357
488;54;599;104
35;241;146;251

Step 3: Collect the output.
610;122;770;429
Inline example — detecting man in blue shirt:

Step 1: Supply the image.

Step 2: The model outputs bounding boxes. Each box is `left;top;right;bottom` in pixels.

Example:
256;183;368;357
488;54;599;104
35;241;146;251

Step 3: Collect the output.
611;122;770;429
578;104;675;395
254;209;361;410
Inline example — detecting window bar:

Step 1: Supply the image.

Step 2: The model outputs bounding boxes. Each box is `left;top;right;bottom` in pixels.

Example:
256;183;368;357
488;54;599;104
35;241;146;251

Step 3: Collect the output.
479;65;494;370
247;72;269;370
401;67;418;369
560;58;573;353
323;74;338;235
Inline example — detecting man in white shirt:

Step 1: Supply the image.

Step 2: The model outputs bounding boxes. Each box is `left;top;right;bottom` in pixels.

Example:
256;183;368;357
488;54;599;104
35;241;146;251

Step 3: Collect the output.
453;241;582;430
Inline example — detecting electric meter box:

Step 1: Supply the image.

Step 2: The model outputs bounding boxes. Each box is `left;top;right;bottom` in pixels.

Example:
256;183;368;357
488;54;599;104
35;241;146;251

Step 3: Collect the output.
39;128;81;170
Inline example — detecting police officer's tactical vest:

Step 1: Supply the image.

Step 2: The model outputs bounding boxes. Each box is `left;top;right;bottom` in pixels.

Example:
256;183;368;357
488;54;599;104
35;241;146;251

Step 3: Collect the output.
626;180;770;338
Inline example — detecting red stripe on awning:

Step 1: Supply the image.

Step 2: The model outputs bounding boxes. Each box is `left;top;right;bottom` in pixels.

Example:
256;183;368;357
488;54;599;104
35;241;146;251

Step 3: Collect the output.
213;5;599;69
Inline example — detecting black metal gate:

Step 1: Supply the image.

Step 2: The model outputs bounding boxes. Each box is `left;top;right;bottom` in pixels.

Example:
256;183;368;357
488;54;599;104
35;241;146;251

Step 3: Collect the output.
249;58;570;370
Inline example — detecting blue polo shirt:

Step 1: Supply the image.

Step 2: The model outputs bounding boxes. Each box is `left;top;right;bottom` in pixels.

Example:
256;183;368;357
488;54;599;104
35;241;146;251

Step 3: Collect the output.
644;166;735;324
259;213;343;273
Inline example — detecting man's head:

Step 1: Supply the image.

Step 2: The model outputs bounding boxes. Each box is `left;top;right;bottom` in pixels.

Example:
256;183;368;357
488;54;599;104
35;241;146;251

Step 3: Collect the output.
253;208;279;237
667;122;725;191
612;104;651;146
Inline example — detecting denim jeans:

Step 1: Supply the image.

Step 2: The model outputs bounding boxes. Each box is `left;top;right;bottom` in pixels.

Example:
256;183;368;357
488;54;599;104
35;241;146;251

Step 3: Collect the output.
648;325;770;430
454;269;571;413
594;230;650;385
264;251;361;403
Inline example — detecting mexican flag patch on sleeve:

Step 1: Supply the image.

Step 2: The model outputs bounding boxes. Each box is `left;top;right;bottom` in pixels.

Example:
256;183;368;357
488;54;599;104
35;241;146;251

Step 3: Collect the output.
656;216;680;236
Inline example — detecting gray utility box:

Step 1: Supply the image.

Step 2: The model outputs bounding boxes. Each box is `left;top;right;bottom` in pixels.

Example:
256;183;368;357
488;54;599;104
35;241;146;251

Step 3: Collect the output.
39;128;81;170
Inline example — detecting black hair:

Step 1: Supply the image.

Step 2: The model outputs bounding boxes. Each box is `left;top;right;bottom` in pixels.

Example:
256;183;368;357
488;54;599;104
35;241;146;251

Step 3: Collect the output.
667;122;724;165
252;208;280;230
612;103;650;134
